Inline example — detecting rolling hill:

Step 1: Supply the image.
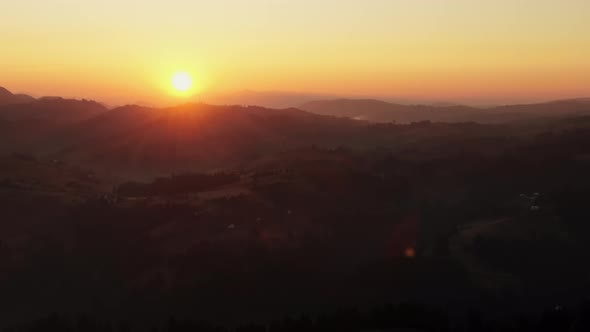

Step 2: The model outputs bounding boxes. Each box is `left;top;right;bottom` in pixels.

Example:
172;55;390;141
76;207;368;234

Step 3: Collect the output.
0;88;108;153
300;98;590;123
0;87;35;106
2;86;590;178
16;103;369;177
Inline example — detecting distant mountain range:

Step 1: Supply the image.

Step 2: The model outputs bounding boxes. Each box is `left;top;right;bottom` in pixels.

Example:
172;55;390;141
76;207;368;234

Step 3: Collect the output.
300;98;590;124
200;90;339;109
199;89;462;109
192;88;590;123
2;85;590;177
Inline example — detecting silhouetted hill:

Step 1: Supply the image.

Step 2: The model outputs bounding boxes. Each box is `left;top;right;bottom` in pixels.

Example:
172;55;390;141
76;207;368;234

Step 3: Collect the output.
300;98;590;123
2;97;588;177
0;97;487;176
300;99;494;123
495;98;590;116
38;103;551;178
0;95;108;152
0;86;35;105
0;96;106;124
33;103;366;177
2;87;590;178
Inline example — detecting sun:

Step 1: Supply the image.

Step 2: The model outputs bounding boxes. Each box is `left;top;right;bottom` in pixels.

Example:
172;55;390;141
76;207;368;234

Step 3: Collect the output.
172;72;193;92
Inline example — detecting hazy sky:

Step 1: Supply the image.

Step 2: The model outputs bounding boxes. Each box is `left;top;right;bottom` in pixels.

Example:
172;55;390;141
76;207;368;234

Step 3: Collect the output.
1;0;589;105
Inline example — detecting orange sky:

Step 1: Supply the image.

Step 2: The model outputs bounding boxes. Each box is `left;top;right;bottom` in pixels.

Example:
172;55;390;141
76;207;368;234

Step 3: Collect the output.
1;0;589;106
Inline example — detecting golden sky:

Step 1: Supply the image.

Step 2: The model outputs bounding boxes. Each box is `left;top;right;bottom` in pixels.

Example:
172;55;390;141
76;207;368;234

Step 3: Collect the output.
1;0;589;105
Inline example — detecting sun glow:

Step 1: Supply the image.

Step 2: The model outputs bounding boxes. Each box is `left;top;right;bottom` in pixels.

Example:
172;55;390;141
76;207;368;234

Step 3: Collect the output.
172;72;193;93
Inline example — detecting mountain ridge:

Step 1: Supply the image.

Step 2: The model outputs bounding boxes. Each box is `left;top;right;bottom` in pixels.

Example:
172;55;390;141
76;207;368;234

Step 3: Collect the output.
300;98;590;123
0;86;35;105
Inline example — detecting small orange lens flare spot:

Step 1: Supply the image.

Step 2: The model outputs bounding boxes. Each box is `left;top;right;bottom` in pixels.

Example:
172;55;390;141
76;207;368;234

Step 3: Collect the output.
404;247;416;258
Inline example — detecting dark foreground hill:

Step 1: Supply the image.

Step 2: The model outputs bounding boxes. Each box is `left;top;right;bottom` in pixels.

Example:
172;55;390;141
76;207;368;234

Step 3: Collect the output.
2;115;590;327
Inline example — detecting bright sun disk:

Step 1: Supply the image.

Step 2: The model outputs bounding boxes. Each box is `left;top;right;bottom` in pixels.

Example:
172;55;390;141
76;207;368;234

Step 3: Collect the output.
172;72;193;92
